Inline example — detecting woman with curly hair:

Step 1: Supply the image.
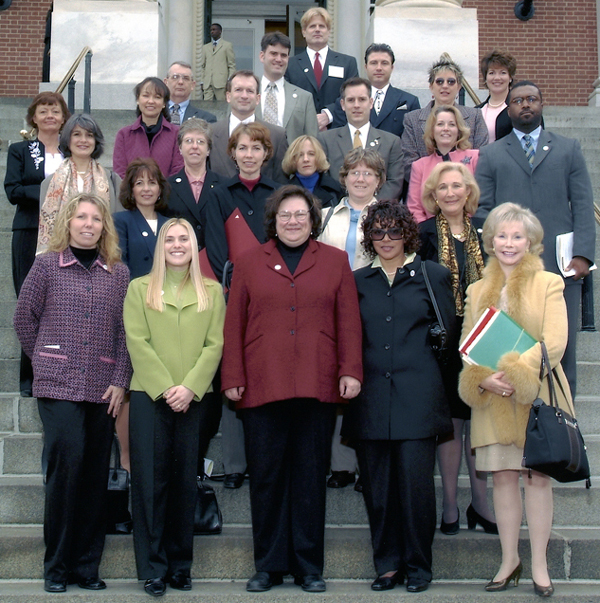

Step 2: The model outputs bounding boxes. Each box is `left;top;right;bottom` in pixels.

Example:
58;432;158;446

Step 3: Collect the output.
342;200;456;593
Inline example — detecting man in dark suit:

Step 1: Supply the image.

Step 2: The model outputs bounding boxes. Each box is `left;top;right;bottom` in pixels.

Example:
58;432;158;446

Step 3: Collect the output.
164;61;216;125
284;6;358;130
209;70;288;183
332;43;420;138
255;31;318;142
476;81;595;395
318;77;404;200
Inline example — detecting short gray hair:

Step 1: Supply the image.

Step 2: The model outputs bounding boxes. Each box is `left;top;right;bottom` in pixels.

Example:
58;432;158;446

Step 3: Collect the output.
59;113;105;159
177;118;213;150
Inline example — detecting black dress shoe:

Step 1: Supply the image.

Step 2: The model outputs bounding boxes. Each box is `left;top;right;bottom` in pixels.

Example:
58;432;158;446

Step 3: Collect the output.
144;577;166;597
294;574;326;592
327;471;355;488
21;388;33;398
406;578;429;593
371;573;400;591
246;571;283;592
78;576;106;590
169;573;192;591
354;477;363;492
440;508;460;535
44;579;67;593
224;472;245;489
466;504;499;535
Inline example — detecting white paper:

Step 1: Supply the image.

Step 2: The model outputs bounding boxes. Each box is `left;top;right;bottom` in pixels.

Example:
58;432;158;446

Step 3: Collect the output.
328;65;344;79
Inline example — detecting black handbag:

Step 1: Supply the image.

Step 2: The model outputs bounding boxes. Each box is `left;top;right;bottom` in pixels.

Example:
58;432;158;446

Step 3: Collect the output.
106;437;133;534
421;261;449;364
522;342;591;486
193;476;223;535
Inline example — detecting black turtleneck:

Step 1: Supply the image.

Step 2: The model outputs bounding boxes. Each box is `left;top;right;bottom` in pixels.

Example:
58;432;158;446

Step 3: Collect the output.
70;246;98;270
276;238;310;275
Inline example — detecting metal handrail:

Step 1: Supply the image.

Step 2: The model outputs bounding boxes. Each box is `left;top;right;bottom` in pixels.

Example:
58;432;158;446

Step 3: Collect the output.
20;46;93;140
441;52;481;106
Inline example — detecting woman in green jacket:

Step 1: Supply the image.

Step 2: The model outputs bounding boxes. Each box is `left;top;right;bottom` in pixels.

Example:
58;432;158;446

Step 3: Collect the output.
124;218;225;597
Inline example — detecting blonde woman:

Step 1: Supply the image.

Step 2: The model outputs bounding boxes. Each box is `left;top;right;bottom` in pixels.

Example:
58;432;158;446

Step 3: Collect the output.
124;218;225;596
14;193;130;593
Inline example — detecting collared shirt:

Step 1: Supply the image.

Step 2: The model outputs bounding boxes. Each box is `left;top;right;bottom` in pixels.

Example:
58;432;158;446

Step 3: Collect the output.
306;46;329;69
348;123;371;148
168;99;190;124
229;112;256;136
513;125;542;153
261;76;285;127
372;83;390;112
185;169;206;202
372;252;417;285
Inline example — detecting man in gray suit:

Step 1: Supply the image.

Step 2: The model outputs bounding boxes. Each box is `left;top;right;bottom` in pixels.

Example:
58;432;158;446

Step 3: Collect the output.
476;81;595;395
164;61;216;124
255;32;318;143
209;70;288;183
318;77;404;200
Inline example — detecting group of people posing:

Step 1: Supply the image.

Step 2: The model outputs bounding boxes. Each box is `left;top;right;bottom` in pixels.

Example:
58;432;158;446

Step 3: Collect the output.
4;5;594;599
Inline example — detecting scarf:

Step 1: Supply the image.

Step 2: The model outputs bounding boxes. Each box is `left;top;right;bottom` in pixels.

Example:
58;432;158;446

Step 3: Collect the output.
436;211;485;316
38;158;110;254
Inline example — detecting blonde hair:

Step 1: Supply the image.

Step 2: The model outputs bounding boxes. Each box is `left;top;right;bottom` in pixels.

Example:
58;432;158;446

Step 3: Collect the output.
301;7;332;30
423;105;472;155
422;162;480;216
482;202;544;257
47;193;122;268
145;218;211;312
282;135;329;176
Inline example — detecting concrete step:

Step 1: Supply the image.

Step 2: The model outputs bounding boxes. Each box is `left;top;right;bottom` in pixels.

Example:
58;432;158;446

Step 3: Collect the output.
0;580;598;602
1;525;600;581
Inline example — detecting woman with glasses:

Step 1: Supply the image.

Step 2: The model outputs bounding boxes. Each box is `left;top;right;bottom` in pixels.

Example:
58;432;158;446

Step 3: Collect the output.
401;57;488;179
222;185;362;594
343;200;456;593
318;147;386;490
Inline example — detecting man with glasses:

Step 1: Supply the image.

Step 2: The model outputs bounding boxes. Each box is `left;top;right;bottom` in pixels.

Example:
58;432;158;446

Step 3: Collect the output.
476;81;595;398
401;57;488;177
318;77;404;200
164;61;216;124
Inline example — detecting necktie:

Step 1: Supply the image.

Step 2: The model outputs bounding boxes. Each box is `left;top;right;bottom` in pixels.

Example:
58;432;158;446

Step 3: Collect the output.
314;52;323;89
264;83;278;125
353;129;362;149
374;90;383;115
171;104;180;125
523;134;535;168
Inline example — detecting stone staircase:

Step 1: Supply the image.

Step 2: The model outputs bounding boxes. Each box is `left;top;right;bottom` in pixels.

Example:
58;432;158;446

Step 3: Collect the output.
0;100;599;600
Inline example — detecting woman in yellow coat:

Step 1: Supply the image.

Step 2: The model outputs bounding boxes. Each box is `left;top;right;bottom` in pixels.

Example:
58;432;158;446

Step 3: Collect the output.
459;203;574;597
124;218;225;597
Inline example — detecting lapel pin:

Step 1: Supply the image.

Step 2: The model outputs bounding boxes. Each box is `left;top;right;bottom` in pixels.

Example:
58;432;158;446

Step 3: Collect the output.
142;231;149;237
293;93;298;98
274;264;282;270
410;270;415;277
543;146;549;151
175;177;182;183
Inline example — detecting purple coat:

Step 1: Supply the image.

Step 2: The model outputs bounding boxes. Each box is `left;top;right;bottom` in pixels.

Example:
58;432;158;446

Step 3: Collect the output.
13;249;132;403
112;116;184;179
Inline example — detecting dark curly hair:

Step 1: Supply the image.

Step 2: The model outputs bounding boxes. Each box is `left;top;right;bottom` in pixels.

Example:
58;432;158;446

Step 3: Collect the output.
264;185;322;241
361;200;421;259
118;157;170;212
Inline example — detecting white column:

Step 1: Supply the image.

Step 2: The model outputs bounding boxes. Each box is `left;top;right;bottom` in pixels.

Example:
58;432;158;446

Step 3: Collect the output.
333;0;367;69
163;0;195;76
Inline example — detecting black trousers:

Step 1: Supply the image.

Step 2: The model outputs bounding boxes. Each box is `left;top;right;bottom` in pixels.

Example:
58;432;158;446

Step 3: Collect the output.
37;398;115;582
129;391;200;580
13;228;37;392
563;282;581;397
241;399;336;576
356;438;437;582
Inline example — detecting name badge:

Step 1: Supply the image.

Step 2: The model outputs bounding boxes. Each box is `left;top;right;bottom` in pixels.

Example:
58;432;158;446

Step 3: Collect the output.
328;65;344;79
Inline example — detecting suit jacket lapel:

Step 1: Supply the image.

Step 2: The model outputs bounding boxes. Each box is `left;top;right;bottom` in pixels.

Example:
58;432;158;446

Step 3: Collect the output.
132;209;159;257
299;51;319;92
372;87;398;126
282;83;297;128
532;129;552;171
505;131;535;175
336;127;352;157
366;127;381;151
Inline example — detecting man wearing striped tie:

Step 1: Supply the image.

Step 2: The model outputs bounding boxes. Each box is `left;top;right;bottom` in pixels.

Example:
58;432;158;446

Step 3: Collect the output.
476;81;595;397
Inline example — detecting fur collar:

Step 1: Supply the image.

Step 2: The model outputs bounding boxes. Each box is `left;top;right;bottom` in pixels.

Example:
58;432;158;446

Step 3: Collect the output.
476;254;544;327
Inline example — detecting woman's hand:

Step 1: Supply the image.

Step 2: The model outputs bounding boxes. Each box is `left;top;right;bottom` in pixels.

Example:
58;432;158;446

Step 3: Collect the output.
339;375;361;399
224;387;245;402
479;372;515;398
103;385;126;418
164;385;195;413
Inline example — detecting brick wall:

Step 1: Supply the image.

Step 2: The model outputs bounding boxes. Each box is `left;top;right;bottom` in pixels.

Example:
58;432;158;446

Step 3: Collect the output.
0;0;51;97
464;0;598;106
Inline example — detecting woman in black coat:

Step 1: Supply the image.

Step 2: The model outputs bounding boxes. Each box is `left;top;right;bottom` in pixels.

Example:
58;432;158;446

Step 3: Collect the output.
343;201;455;593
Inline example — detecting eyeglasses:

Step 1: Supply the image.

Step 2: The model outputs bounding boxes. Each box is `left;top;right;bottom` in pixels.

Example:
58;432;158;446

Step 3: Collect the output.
434;78;458;86
371;228;403;241
277;210;310;223
510;95;540;105
182;137;207;146
168;74;193;82
349;170;376;179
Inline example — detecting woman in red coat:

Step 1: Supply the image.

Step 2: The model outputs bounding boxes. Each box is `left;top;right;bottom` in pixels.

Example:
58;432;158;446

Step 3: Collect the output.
222;185;363;594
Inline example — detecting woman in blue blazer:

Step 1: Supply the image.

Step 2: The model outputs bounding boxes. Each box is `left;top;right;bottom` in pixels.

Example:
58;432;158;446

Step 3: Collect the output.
113;158;170;280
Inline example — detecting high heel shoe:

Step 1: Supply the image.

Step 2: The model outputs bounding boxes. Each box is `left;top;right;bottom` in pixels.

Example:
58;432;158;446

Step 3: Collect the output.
484;561;522;591
533;580;554;597
467;504;499;535
440;508;459;535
